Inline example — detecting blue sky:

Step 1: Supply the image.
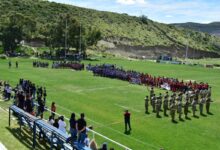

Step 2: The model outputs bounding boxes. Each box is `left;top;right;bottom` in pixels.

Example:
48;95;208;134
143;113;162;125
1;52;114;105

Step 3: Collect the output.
49;0;220;24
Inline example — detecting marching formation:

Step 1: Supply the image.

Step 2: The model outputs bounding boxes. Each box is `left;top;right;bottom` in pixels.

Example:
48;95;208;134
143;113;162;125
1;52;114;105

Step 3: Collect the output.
87;64;209;92
52;61;84;70
33;61;49;68
145;87;213;122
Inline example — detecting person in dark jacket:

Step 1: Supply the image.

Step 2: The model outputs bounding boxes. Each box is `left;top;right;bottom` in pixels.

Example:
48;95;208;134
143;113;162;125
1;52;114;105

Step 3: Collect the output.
124;110;131;132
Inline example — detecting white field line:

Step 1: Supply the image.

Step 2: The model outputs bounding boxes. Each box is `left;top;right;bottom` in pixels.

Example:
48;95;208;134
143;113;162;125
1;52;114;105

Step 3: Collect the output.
114;103;141;113
0;142;7;150
55;104;160;149
74;85;130;93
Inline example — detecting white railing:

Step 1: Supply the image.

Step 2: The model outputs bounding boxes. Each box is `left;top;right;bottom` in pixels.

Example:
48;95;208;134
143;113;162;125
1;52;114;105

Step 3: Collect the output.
34;102;132;150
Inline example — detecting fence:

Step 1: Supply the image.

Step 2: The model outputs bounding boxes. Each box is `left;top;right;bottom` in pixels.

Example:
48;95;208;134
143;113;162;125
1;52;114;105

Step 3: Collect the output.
34;102;132;150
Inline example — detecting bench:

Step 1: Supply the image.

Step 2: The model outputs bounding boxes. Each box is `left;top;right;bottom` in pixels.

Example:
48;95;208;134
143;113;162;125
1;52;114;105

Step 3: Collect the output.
9;105;39;131
9;105;91;150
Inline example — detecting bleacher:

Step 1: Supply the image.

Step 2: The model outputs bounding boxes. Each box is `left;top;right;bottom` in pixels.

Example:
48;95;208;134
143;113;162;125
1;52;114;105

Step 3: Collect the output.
9;105;91;150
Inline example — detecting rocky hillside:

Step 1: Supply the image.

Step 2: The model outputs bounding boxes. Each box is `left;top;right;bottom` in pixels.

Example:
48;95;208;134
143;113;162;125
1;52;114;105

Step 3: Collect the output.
1;0;220;58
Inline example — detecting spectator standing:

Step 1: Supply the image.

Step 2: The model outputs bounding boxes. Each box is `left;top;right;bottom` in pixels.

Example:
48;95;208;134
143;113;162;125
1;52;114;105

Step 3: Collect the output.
9;61;12;68
25;94;33;113
51;102;56;117
16;61;18;68
67;113;78;145
77;113;87;144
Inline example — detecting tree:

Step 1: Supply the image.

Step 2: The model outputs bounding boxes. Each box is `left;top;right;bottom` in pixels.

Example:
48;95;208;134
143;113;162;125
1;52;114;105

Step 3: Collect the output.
140;15;148;24
46;14;101;58
0;13;36;54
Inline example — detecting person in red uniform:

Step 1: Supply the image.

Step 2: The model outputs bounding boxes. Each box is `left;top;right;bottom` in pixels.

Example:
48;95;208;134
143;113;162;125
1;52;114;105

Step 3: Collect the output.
124;110;131;133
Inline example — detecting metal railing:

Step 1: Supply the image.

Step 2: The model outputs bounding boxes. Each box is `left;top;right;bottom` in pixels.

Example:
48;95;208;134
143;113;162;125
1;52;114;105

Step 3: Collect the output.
34;102;132;150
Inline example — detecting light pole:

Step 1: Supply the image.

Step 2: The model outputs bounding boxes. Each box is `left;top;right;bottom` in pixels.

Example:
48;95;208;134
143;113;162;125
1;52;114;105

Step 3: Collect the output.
64;16;68;59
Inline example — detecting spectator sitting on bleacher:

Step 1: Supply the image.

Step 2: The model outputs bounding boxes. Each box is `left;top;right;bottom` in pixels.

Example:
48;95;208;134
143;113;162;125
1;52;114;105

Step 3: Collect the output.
84;134;90;147
77;113;87;144
53;118;59;128
48;116;55;125
99;143;107;150
89;139;98;150
58;116;66;133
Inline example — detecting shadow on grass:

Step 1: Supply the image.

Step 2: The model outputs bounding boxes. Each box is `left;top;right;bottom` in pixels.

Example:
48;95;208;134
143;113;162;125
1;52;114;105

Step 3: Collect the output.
6;127;50;150
207;112;214;115
124;130;131;135
193;115;199;119
200;113;207;117
185;116;191;120
179;118;185;122
171;120;178;124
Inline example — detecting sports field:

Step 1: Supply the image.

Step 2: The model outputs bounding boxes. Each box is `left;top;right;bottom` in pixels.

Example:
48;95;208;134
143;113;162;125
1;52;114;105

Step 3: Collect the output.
0;58;220;150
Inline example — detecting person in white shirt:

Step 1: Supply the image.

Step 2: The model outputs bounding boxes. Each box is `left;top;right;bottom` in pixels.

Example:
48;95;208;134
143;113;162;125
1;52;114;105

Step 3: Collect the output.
58;116;66;133
5;85;12;100
47;116;55;125
84;134;90;147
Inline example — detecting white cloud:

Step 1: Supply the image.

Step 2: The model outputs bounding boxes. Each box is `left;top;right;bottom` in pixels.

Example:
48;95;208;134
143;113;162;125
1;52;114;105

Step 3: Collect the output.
116;0;146;5
165;15;173;18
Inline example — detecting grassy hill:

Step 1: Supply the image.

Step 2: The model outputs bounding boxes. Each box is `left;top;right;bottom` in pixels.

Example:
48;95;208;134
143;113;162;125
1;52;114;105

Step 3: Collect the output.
172;22;220;37
0;0;220;57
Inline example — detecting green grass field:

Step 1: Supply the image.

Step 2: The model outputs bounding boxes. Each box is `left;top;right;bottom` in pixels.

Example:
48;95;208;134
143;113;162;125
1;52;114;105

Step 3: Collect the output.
0;57;220;150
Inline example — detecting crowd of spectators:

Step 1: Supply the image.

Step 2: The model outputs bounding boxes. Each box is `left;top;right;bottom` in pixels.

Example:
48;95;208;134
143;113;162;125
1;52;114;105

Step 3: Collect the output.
87;64;209;92
2;79;112;150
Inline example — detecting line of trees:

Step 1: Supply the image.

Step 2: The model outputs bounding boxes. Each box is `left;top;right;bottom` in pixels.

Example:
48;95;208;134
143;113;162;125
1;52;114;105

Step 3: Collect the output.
0;13;101;58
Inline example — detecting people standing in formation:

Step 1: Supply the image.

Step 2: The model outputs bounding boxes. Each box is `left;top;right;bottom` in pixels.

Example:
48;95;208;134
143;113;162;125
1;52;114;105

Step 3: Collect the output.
87;64;209;92
145;96;149;114
52;61;84;71
146;87;213;122
33;61;49;68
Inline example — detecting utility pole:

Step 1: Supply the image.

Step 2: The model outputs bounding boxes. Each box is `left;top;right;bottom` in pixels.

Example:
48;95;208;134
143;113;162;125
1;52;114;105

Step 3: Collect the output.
65;16;68;59
78;11;82;61
185;39;189;60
